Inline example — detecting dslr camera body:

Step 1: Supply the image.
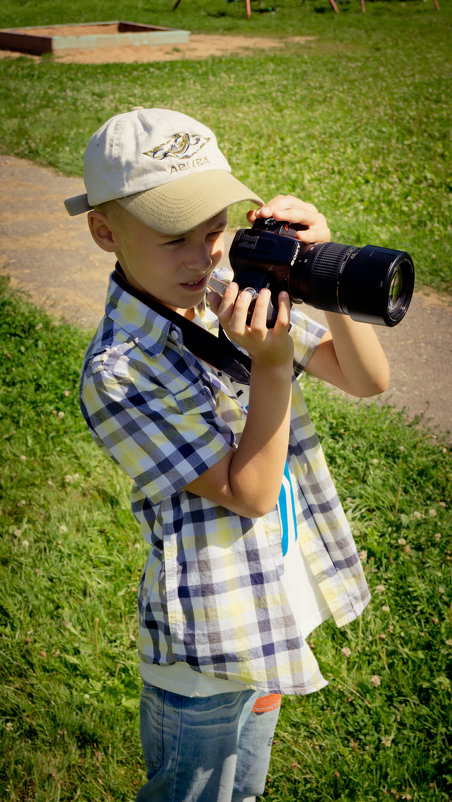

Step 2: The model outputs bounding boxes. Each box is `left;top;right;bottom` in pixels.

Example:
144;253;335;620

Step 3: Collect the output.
226;217;415;327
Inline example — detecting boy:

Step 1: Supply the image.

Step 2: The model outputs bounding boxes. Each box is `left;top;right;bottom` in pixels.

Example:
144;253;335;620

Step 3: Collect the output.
64;108;389;802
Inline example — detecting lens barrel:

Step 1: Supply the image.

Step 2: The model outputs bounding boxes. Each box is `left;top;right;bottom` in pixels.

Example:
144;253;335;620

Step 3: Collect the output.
291;241;415;326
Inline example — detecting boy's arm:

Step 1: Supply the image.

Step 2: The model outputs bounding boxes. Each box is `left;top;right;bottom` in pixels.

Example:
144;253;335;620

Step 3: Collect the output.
185;284;294;519
304;316;390;397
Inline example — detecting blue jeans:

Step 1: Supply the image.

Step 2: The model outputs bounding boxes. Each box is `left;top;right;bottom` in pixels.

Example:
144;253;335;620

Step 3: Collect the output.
136;685;281;802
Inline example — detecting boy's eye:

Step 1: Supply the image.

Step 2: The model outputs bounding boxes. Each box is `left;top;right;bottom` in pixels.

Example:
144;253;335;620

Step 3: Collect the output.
163;237;185;247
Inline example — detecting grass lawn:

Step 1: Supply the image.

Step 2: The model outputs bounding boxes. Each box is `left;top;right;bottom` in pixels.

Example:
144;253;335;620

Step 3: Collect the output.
0;1;451;800
1;275;450;801
0;1;451;292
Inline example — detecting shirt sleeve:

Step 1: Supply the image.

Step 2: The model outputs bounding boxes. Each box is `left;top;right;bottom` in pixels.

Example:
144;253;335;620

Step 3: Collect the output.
80;353;234;505
289;307;327;375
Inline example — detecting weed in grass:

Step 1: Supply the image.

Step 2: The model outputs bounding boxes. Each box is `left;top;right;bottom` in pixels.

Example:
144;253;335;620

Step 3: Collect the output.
0;275;450;799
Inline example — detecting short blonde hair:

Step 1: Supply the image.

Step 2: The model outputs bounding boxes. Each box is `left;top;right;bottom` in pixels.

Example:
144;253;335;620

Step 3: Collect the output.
92;199;119;216
92;199;133;231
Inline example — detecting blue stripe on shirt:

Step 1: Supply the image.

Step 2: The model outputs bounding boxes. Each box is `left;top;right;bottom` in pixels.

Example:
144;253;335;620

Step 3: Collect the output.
278;461;298;557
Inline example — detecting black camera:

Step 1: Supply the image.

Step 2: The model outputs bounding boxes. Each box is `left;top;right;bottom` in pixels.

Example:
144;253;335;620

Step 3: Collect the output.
228;217;415;327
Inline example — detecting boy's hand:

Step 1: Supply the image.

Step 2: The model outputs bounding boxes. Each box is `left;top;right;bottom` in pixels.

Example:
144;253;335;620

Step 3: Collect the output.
245;196;390;398
208;283;294;368
247;194;330;245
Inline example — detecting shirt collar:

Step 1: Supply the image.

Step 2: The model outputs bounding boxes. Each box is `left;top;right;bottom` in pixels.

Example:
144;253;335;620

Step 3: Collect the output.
104;267;251;384
105;270;177;358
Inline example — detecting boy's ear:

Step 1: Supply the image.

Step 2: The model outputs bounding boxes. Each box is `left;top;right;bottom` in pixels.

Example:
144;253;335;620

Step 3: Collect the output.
88;210;117;253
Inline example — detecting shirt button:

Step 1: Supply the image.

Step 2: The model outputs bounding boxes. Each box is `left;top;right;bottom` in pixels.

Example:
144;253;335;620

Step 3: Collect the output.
169;328;181;342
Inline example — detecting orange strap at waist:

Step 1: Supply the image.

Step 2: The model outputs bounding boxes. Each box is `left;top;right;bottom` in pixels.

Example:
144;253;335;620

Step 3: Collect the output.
251;693;282;714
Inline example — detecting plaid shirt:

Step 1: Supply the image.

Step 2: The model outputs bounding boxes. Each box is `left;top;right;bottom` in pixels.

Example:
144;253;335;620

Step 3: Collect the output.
80;272;370;696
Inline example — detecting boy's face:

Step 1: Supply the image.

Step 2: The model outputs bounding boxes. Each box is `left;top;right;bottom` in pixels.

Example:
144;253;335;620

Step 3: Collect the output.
98;205;228;317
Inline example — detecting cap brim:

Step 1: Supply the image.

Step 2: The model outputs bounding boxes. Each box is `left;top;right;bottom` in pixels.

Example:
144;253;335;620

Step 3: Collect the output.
64;193;92;216
116;170;263;234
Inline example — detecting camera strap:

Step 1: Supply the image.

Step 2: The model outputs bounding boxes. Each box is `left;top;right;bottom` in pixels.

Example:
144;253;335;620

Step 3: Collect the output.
113;264;252;385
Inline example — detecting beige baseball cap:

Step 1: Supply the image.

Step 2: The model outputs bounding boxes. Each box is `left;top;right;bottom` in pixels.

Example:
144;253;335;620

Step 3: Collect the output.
64;107;263;234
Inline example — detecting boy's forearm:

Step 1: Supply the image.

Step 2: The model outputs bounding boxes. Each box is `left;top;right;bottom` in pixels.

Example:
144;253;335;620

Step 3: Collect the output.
227;360;293;517
184;359;293;519
317;313;390;397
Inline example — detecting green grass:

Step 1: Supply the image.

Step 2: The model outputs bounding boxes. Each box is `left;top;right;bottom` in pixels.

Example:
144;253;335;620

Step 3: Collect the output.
0;1;451;292
0;2;451;798
0;276;450;801
0;279;145;800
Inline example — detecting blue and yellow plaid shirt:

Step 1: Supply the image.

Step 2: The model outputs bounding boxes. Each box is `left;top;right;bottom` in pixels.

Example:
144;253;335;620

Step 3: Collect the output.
80;272;370;695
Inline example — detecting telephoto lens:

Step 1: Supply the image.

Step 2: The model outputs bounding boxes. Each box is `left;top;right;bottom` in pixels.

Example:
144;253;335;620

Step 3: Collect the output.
229;218;415;327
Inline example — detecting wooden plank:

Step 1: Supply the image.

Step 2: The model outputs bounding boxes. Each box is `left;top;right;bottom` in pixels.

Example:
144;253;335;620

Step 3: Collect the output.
0;21;190;55
0;30;52;55
51;30;190;51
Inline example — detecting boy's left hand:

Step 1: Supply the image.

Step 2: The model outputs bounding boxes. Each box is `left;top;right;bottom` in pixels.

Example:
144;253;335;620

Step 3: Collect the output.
245;195;391;399
247;194;330;245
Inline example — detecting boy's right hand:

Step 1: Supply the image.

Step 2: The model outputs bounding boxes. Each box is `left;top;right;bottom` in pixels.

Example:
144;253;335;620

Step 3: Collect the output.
208;282;294;369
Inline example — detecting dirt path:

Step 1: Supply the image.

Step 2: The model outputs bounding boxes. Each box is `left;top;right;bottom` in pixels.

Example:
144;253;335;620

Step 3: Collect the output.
1;153;451;439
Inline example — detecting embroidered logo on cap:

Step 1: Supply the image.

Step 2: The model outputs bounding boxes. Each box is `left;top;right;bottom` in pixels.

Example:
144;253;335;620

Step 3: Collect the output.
145;132;210;161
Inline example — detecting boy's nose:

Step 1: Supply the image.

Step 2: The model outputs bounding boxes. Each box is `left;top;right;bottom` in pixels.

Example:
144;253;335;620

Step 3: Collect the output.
185;241;214;271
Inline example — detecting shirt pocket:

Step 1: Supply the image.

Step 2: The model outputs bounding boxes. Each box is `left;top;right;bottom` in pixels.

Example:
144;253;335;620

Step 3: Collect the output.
139;685;164;771
172;383;217;415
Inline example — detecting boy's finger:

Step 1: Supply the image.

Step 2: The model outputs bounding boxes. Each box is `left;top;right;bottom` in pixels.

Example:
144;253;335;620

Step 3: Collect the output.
295;214;330;244
273;292;291;331
216;282;239;324
206;289;222;314
247;288;272;332
228;286;261;334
